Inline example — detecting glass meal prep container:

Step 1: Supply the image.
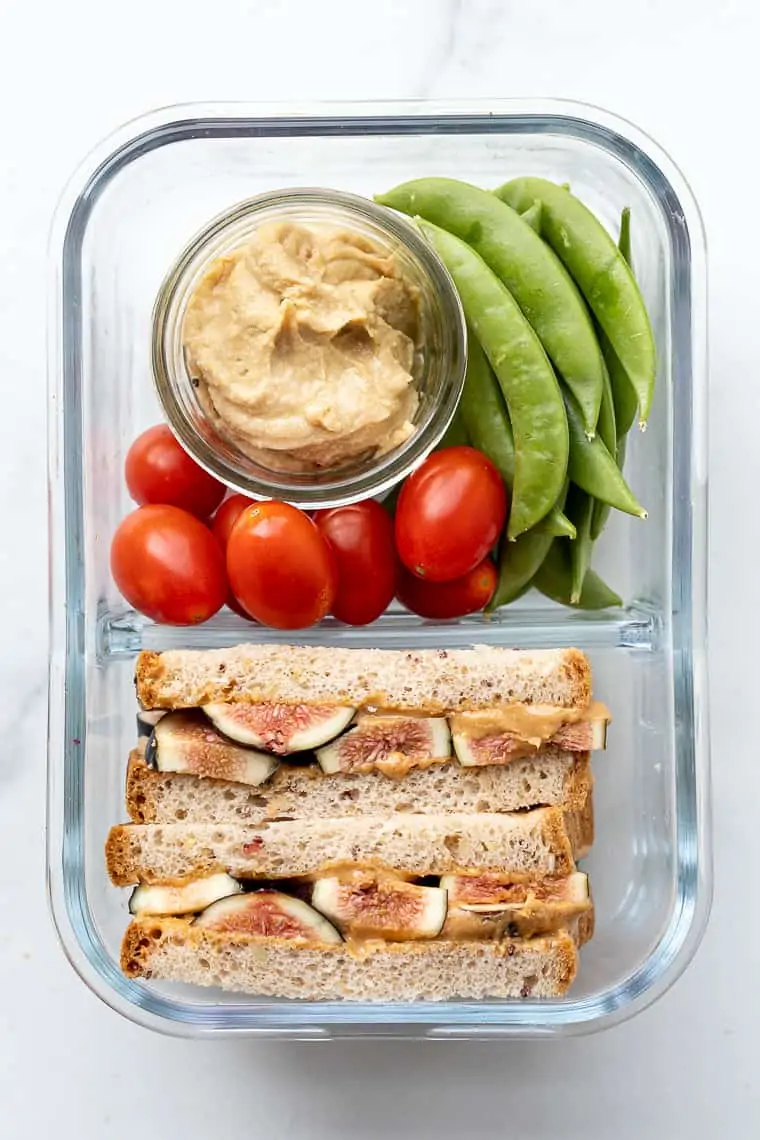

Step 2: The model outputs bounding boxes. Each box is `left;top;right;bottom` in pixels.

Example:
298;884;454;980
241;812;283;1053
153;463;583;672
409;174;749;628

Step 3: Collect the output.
47;99;710;1039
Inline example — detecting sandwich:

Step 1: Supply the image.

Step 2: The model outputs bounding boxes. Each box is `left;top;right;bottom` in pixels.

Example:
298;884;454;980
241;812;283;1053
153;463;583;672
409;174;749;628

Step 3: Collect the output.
109;644;606;1001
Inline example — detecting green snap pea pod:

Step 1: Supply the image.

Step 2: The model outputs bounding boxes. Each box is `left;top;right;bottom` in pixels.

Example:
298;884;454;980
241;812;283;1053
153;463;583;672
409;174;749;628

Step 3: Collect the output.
600;327;638;440
496;179;656;425
591;208;638;538
531;501;576;539
376;178;605;434
564;388;645;518
520;200;542;234
534;539;622;610
417;220;568;538
489;526;554;610
459;334;575;538
619;204;632;263
489;477;571;609
589;362;618;540
458;333;515;483
565;484;595;604
598;206;638;440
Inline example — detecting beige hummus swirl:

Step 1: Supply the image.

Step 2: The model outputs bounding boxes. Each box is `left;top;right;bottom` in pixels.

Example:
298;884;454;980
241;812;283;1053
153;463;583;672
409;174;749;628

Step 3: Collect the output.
182;221;422;471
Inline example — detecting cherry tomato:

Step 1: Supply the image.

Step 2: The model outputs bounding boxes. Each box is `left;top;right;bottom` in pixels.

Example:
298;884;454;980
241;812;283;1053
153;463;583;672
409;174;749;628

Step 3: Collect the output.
226;502;337;629
125;425;226;519
397;557;497;619
314;500;397;626
211;494;253;551
110;505;227;624
210;494;257;618
395;446;507;582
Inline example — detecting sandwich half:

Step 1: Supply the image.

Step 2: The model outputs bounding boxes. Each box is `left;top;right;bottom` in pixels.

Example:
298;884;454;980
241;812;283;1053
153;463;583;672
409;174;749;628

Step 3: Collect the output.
112;643;605;1001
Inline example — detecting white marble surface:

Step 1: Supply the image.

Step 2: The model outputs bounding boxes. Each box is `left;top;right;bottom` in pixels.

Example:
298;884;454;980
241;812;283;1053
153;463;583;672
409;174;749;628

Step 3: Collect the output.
1;0;756;1135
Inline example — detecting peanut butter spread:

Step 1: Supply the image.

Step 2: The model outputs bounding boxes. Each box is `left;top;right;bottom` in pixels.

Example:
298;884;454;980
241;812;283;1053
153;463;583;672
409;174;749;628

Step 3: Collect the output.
182;221;422;472
449;700;610;745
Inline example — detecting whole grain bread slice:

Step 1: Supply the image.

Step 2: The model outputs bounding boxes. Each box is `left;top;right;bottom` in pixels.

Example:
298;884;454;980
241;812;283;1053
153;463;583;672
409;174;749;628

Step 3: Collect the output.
106;808;577;887
121;918;578;1000
126;749;593;825
135;645;591;714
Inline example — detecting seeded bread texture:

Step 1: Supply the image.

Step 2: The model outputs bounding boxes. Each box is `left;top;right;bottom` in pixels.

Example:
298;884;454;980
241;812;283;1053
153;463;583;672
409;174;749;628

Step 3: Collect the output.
106;808;577;886
126;749;593;825
135;645;591;713
121;919;578;1000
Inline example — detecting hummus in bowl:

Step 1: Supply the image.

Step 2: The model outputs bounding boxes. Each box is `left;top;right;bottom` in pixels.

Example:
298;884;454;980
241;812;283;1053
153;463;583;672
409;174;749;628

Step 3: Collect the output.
152;189;466;509
183;221;422;472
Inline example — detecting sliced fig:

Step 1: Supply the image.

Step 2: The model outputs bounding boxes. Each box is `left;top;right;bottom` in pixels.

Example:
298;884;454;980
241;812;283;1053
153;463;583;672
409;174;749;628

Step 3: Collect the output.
316;715;451;776
128;873;242;917
453;709;608;767
202;702;355;754
311;871;447;940
553;717;608;751
452;731;532;767
136;709;167;739
146;710;278;786
441;870;589;905
440;872;590;940
193;889;342;943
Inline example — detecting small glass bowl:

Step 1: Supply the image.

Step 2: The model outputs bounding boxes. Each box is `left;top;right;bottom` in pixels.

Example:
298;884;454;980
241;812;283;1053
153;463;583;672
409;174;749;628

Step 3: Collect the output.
151;188;467;508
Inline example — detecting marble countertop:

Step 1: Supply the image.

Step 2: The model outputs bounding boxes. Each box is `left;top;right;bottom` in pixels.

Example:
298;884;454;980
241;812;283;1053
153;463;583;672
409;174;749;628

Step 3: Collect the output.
2;0;756;1135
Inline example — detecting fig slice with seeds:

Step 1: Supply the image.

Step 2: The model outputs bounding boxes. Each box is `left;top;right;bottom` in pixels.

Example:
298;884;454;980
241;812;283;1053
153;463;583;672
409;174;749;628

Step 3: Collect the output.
202;702;355;754
316;714;451;776
129;873;242;917
146;710;278;786
193;890;342;943
453;714;608;767
311;871;448;940
440;871;590;939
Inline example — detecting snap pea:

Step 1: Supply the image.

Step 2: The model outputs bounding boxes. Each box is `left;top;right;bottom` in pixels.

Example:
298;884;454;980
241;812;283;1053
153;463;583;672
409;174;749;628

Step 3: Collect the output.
417;220;568;538
459;334;575;539
598;206;639;441
564;388;645;518
591;208;637;539
458;333;515;484
600;328;639;440
496;178;656;425
532;501;577;540
619;204;632;263
489;526;554;610
589;361;617;540
520;200;542;234
565;484;595;604
534;539;622;610
489;478;570;609
376;178;605;434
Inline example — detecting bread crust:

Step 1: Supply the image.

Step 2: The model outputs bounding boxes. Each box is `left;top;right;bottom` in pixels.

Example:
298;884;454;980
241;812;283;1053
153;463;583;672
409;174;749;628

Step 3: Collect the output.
121;918;578;1000
135;645;592;714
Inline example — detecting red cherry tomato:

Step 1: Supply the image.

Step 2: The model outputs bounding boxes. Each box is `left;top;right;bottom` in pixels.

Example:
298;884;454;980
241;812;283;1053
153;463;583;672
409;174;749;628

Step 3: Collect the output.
397;557;497;619
226;502;337;629
125;425;226;519
211;494;257;618
211;494;253;551
395;446;507;582
314;500;397;626
110;504;227;624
